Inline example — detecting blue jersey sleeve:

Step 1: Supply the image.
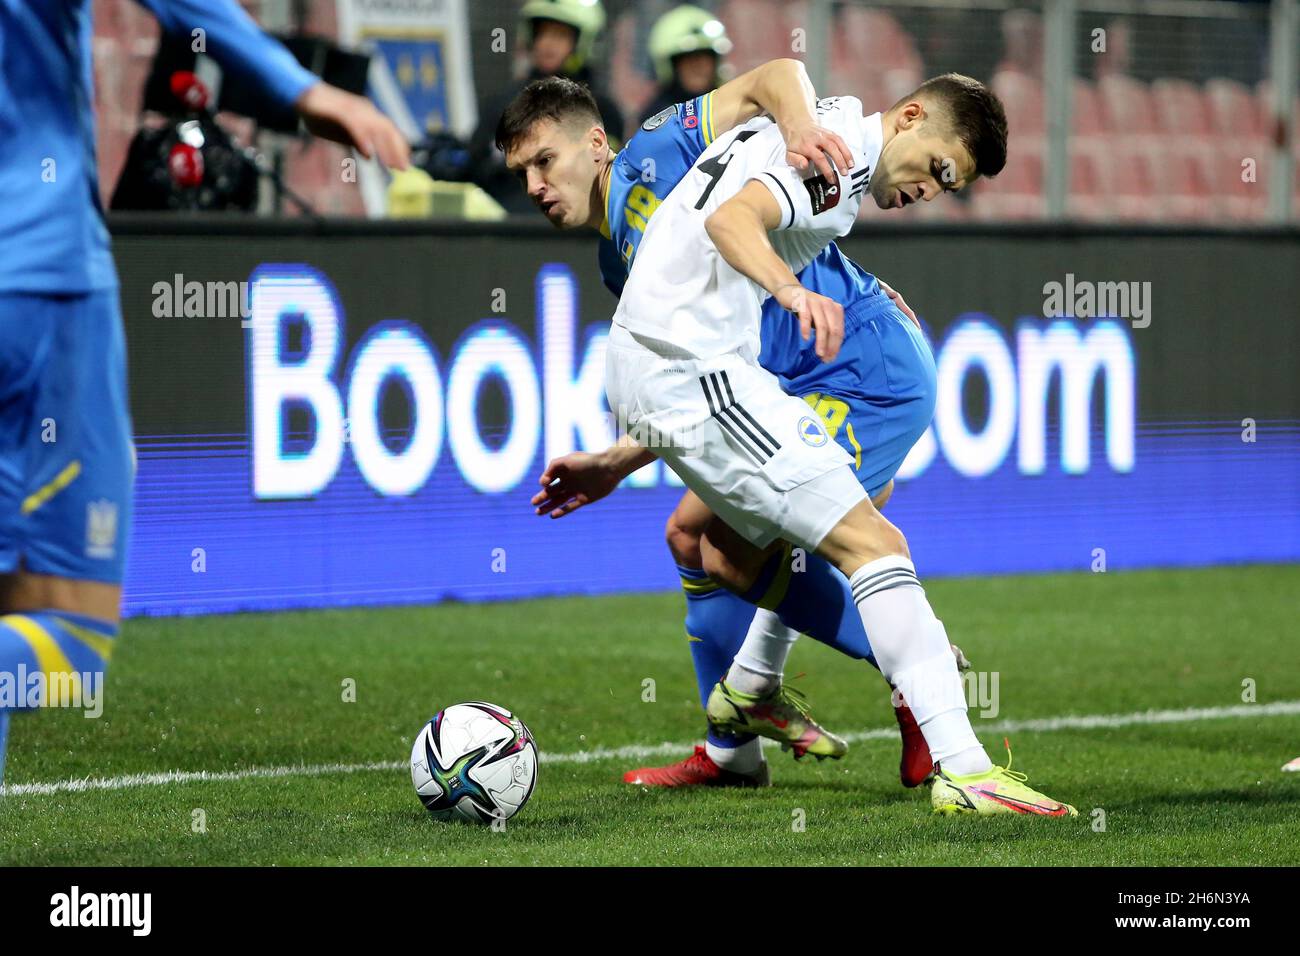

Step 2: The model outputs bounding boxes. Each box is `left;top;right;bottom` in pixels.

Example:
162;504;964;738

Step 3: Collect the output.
600;91;724;292
136;0;318;109
625;92;717;171
659;92;719;162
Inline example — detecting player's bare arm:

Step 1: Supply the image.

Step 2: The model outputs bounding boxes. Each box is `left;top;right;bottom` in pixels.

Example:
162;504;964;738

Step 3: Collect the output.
532;438;656;518
704;180;845;362
295;83;411;169
708;58;853;180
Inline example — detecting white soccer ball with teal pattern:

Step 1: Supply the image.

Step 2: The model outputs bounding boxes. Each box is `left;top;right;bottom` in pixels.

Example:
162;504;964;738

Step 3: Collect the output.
411;701;538;824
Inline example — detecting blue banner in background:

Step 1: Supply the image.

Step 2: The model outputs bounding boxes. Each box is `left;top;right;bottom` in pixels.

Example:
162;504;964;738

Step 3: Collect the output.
118;258;1300;617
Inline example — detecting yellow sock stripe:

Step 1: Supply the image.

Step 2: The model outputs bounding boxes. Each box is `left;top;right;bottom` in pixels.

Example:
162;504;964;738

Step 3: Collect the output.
20;460;82;515
55;617;116;662
686;633;703;643
3;614;81;705
845;421;863;471
757;543;795;611
680;575;721;596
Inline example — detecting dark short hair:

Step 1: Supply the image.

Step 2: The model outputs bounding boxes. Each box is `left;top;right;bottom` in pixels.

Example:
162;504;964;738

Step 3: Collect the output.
897;73;1008;178
495;76;603;154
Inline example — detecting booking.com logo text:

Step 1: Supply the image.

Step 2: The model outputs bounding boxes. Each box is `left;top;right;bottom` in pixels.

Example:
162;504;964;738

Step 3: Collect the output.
247;263;1136;500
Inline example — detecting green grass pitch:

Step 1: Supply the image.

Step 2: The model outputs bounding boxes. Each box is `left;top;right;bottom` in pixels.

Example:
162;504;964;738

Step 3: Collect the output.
1;565;1298;866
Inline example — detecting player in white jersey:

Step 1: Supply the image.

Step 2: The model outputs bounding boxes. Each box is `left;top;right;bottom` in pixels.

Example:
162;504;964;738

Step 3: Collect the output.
613;97;876;365
604;77;1079;817
606;94;885;557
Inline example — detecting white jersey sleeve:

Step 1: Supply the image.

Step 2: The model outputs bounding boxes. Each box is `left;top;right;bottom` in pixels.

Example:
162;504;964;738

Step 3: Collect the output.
611;96;882;361
749;98;883;269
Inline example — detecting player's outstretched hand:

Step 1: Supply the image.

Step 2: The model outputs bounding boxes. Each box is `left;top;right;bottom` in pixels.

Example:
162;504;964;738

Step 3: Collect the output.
295;82;411;170
878;279;921;330
531;452;620;519
779;284;844;363
781;120;853;182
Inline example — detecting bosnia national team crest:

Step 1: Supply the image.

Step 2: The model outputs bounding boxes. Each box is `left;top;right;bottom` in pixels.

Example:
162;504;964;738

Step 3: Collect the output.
798;416;828;447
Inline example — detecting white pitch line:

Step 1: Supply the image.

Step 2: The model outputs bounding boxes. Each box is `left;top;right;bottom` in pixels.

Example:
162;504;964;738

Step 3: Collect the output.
4;700;1299;797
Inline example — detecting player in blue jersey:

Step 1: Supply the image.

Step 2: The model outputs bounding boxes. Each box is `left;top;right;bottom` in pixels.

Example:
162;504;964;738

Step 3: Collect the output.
498;67;955;788
0;0;409;786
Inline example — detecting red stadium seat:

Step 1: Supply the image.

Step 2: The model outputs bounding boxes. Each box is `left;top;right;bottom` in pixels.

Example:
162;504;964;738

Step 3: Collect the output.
830;7;922;104
833;6;923;76
995;8;1045;79
966;136;1043;220
1152;79;1211;137
1097;74;1158;136
1067;138;1108;220
1157;139;1217;221
718;0;796;74
1204;78;1263;138
1106;141;1163;220
993;70;1045;135
1071;78;1106;136
880;67;924;107
1210;142;1268;221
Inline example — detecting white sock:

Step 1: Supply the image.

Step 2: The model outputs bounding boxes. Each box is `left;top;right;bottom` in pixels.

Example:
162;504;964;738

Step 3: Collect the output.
706;737;763;773
726;608;798;695
850;556;992;775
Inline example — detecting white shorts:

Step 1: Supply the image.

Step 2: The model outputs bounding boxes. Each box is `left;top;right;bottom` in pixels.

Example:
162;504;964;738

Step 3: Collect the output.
605;323;866;551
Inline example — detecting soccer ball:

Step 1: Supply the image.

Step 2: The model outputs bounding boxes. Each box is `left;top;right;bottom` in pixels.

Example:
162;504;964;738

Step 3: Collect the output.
410;701;538;824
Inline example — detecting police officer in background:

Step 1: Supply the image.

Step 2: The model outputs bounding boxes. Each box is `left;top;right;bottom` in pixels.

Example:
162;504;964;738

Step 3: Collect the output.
470;0;625;215
639;4;733;125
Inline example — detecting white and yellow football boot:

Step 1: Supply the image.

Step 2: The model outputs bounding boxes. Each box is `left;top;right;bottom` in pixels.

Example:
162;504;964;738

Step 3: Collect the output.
705;679;848;760
931;740;1077;817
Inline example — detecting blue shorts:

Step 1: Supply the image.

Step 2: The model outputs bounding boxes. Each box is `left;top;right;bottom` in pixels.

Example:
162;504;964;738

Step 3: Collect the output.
0;290;134;584
782;297;937;499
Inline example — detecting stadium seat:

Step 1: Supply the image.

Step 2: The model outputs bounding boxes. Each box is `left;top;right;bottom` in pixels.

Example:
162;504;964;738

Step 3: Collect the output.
1071;78;1106;136
1067;137;1108;220
1101;140;1163;220
830;6;922;101
995;8;1045;79
1152;79;1211;137
1204;78;1263;138
1211;142;1268;221
718;0;795;74
993;70;1045;135
1157;138;1217;221
967;136;1043;220
1097;74;1158;137
834;6;923;75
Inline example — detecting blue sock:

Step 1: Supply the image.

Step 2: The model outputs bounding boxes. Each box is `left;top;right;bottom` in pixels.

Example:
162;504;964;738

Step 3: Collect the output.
742;545;879;668
1;611;118;787
677;563;758;751
0;611;117;739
